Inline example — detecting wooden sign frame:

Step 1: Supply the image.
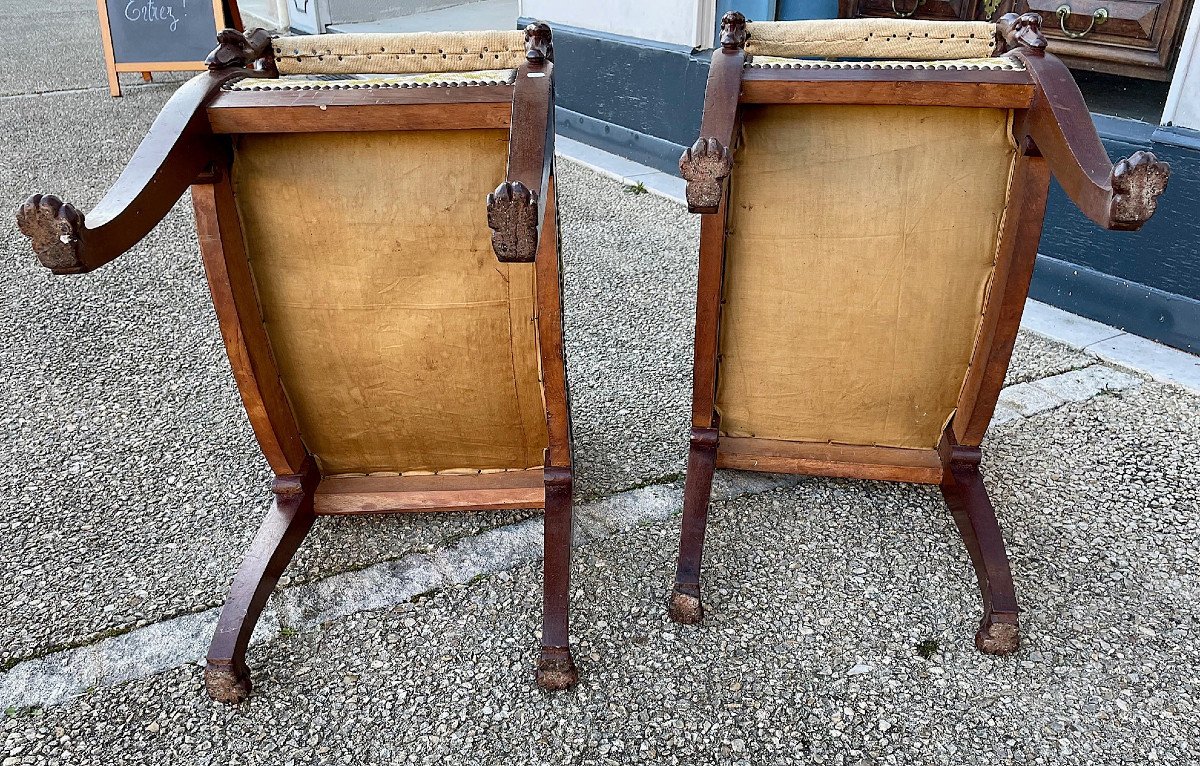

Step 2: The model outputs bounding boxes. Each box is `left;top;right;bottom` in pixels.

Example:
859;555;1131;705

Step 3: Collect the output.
96;0;233;96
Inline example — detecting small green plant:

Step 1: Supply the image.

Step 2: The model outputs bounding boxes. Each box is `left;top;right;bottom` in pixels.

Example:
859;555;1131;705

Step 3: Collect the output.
624;181;648;195
280;626;298;638
916;639;940;659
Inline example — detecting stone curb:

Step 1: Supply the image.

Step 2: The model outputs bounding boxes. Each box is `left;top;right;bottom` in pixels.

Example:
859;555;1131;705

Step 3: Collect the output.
0;359;1146;712
0;473;798;711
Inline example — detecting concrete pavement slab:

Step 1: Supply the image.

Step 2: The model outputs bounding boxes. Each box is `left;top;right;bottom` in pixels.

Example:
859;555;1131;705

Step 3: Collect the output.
2;382;1196;764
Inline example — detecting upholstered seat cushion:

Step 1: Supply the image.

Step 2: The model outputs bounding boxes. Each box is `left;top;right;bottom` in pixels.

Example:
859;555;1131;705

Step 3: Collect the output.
745;18;999;60
271;31;527;75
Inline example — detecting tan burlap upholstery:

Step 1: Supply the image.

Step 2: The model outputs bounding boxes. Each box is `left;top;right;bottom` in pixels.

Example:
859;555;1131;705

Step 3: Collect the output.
272;31;526;75
232;129;548;475
716;105;1017;450
745;19;998;60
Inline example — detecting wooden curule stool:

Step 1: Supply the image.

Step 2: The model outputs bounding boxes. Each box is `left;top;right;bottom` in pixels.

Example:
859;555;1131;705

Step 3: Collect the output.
670;13;1170;653
17;23;578;700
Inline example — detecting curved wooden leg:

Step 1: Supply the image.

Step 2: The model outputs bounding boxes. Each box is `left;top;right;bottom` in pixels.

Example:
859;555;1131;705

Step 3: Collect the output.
205;457;318;703
536;465;578;691
940;445;1021;655
670;427;719;624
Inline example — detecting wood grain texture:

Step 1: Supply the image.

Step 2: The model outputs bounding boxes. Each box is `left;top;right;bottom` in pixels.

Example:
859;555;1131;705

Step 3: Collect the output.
316;469;548;512
193;170;308;476
681;43;744;213
939;433;1021;653
205;457;319;702
208;100;513;134
740;75;1035;107
959;151;1052;445
954;144;1052;445
716;437;944;483
488;57;554;263
17;69;263;273
535;175;573;470
669;426;720;624
1013;49;1169;229
688;194;729;429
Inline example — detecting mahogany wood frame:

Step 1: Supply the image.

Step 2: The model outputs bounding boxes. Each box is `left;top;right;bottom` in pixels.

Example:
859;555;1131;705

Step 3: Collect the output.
17;23;579;700
670;12;1170;654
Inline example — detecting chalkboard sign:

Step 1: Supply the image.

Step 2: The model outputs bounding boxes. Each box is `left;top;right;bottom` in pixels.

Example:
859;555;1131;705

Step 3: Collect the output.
96;0;232;96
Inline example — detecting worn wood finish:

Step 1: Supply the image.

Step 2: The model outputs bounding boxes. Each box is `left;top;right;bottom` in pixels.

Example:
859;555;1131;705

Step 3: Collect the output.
538;464;576;689
680;12;746;214
956;147;1052;445
528;169;577;690
16;68;264;274
535;175;573;472
670;21;1168;656
488;28;555;264
716;437;944;484
996;10;1050;50
205;457;319;703
206;28;276;73
1012;44;1169;230
740;76;1034;107
208;99;514;134
669;426;720;625
688;194;729;428
939;432;1021;653
314;470;546;514
193;172;307;476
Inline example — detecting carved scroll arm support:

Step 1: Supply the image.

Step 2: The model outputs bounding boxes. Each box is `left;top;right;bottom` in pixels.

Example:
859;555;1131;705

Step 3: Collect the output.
488;22;555;264
17;30;274;275
1014;47;1169;231
681;11;746;214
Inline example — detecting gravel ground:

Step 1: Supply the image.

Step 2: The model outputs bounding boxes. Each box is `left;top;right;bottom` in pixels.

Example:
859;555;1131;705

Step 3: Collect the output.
3;383;1197;764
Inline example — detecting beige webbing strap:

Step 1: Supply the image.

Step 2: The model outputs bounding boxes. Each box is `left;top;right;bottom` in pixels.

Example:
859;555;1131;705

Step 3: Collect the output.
745;19;998;61
272;30;527;75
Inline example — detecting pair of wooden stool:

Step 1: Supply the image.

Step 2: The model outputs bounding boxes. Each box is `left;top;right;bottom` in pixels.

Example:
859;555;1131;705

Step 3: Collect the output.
18;15;1167;701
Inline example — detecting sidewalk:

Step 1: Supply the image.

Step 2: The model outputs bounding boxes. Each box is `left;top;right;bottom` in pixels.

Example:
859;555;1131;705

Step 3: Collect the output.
2;3;1199;763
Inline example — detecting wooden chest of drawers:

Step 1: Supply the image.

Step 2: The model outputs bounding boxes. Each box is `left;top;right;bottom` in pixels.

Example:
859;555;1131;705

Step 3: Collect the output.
1017;0;1191;78
838;0;1193;78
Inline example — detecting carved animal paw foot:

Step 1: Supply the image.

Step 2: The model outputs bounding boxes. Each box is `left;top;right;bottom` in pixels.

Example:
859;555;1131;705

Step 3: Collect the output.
204;662;252;703
680;138;734;214
1110;151;1170;230
975;612;1020;655
16;194;85;274
668;583;704;625
536;647;578;691
487;181;539;263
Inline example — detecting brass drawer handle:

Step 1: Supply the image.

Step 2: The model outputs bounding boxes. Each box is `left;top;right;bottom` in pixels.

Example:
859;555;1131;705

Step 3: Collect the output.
1055;5;1108;38
891;0;926;17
